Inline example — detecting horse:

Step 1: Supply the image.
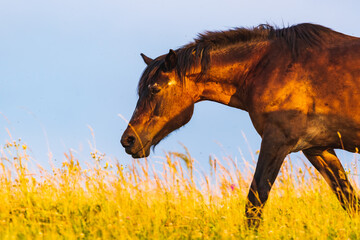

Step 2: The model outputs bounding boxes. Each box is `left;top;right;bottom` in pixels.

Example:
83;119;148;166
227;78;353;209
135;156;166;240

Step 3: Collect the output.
121;23;360;227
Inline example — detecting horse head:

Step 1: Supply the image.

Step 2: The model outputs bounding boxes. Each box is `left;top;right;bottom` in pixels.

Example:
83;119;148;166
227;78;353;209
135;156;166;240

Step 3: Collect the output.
121;50;195;158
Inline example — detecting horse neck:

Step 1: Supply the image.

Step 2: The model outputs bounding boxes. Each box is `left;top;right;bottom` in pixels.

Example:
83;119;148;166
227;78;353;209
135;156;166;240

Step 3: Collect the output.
193;42;269;111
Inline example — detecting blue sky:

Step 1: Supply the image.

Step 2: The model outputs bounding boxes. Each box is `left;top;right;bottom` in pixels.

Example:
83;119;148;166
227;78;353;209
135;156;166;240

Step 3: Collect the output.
1;0;360;170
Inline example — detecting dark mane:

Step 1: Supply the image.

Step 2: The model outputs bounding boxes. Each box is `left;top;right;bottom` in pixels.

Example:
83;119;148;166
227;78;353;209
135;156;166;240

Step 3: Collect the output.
138;23;347;95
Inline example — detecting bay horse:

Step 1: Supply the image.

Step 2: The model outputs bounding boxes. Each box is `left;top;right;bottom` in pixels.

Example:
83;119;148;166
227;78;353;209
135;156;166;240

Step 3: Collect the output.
121;23;360;227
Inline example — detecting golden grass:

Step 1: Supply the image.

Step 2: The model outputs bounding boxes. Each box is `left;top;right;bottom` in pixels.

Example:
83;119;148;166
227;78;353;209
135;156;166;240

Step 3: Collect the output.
1;139;360;239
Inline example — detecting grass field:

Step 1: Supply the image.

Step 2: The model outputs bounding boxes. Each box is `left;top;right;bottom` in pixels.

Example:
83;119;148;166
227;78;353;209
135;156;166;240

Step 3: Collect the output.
1;138;360;239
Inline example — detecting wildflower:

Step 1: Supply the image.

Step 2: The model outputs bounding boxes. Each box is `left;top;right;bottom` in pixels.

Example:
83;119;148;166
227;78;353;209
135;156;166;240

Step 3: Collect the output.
22;145;27;150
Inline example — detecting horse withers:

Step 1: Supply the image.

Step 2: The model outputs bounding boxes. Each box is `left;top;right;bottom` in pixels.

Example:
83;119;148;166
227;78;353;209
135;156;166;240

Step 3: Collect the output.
121;23;360;227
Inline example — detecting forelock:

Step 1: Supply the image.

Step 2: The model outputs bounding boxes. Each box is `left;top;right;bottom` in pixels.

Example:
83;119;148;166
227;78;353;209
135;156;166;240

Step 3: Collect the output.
137;58;164;96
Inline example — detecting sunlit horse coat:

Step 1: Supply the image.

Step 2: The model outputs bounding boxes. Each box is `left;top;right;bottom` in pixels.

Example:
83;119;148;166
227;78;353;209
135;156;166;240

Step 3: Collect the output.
121;23;360;227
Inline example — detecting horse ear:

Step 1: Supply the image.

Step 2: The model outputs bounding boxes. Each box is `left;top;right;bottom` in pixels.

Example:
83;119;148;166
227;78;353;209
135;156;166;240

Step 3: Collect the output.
140;53;153;65
164;49;177;71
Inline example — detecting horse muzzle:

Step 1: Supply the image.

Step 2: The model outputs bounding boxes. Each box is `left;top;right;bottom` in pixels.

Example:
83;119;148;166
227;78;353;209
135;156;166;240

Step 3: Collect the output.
121;129;151;158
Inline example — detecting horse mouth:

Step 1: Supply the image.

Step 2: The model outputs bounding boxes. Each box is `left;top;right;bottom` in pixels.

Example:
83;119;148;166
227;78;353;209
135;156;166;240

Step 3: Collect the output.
125;141;151;158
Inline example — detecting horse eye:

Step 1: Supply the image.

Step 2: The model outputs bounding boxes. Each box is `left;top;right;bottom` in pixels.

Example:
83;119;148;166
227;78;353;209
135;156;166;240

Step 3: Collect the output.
149;84;161;94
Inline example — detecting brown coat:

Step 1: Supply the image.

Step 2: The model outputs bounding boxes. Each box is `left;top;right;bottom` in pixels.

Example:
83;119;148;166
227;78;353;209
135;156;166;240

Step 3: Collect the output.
121;23;360;227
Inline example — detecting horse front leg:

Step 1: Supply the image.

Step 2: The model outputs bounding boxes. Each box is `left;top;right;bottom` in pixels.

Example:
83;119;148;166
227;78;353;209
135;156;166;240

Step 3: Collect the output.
245;126;293;228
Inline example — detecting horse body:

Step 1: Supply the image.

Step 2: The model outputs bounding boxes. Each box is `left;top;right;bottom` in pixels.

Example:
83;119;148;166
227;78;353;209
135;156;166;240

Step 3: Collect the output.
121;23;360;227
246;36;360;152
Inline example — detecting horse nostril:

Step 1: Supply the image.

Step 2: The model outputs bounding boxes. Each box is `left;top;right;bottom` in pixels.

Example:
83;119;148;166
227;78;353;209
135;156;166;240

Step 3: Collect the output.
121;134;136;148
126;135;135;146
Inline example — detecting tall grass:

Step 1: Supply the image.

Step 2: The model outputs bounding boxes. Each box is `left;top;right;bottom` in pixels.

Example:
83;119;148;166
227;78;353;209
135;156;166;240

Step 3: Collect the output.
1;138;360;239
